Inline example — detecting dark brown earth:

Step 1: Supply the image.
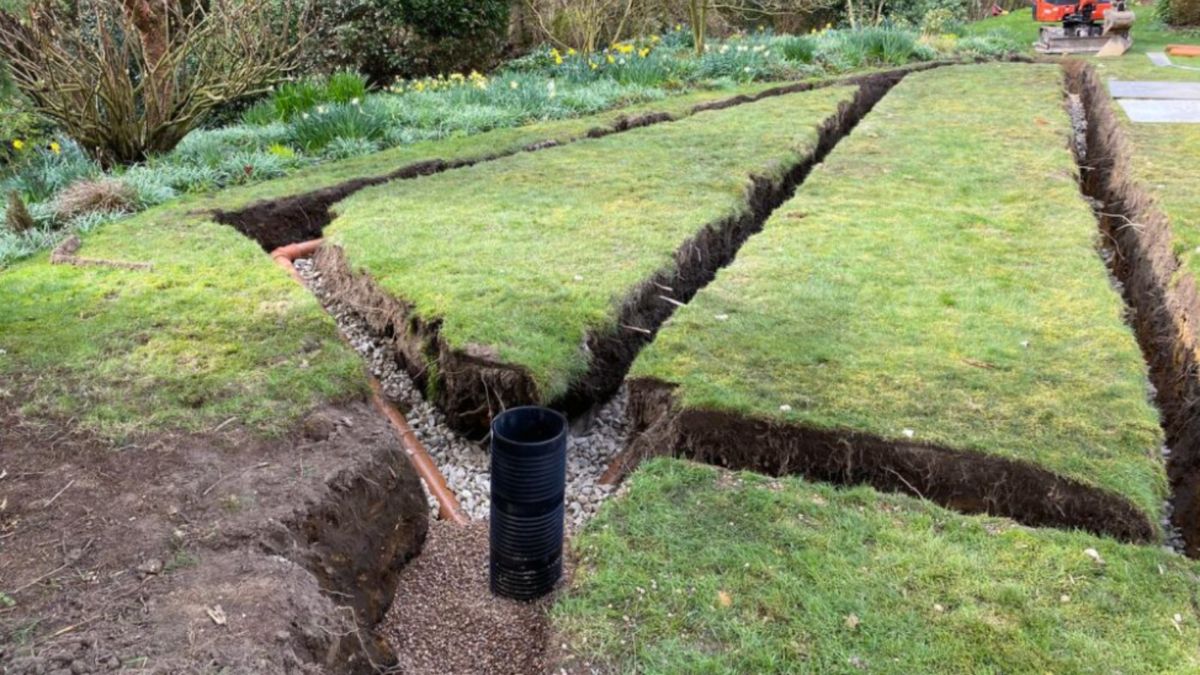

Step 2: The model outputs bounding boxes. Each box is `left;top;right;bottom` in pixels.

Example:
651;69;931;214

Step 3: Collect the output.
0;398;427;674
381;521;559;675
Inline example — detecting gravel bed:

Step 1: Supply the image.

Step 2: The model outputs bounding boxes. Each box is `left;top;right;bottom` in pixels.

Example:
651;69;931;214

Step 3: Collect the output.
294;257;625;528
380;520;555;675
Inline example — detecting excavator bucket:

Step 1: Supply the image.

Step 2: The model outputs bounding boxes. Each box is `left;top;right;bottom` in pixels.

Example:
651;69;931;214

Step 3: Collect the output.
1035;10;1134;55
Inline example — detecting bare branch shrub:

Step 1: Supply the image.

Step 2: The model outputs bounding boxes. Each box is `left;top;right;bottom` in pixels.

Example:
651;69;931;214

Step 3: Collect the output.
0;0;313;165
523;0;638;52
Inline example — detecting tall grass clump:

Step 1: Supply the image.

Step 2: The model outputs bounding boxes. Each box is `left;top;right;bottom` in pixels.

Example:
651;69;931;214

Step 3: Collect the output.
778;35;817;63
289;100;390;153
244;71;372;125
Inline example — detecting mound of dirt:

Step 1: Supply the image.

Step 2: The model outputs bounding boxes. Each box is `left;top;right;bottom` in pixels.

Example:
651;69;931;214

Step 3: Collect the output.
0;400;427;674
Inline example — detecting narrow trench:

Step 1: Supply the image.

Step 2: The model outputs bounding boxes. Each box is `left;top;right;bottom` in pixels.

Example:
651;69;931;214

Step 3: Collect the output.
310;66;927;437
1064;60;1200;556
601;62;1183;547
212;66;934;253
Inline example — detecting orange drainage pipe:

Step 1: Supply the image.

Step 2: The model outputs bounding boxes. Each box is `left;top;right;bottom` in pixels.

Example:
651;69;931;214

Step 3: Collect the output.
270;238;469;525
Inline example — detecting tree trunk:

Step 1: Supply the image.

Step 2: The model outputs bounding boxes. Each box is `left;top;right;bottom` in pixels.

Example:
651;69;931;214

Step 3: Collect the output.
121;0;173;131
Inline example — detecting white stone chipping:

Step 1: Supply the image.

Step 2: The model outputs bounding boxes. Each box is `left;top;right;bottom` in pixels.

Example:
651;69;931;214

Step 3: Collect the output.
294;257;626;530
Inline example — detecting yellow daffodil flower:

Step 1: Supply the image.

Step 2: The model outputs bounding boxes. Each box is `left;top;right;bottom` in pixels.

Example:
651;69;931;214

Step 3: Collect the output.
49;141;61;155
12;139;24;151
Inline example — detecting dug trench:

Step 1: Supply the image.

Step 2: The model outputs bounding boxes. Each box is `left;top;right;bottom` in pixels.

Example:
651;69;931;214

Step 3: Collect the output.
598;60;1200;548
1065;60;1200;555
212;64;944;254
308;67;921;437
0;398;427;674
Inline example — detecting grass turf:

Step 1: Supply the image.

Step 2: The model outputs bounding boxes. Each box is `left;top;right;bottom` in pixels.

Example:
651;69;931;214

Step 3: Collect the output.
0;83;787;438
554;459;1200;674
324;85;859;401
629;63;1166;525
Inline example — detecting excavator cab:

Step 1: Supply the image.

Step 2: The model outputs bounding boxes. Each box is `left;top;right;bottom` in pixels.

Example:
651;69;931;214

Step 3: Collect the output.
1034;0;1135;56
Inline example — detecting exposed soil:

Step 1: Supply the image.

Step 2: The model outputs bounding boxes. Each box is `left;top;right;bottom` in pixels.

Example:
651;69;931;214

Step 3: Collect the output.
0;397;427;673
311;66;933;436
1064;60;1200;555
380;521;560;675
214;63;948;256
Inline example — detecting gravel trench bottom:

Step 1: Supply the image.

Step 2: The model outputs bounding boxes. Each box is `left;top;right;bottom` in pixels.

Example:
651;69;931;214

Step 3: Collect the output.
380;521;558;674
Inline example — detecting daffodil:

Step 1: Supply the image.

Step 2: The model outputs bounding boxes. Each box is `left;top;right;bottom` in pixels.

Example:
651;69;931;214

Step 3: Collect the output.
49;141;61;155
606;54;615;64
639;47;650;58
567;48;576;56
510;80;519;89
590;62;598;70
11;139;24;151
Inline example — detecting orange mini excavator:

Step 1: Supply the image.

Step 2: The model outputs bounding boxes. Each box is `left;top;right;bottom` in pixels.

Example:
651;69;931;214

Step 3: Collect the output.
1034;0;1135;56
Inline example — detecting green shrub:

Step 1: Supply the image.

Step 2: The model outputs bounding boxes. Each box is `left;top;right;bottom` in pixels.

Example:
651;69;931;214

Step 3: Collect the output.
243;72;370;124
398;0;510;77
117;168;177;210
272;79;326;121
309;0;509;84
1157;0;1200;27
218;151;291;184
857;26;922;65
955;33;1022;57
321;137;381;160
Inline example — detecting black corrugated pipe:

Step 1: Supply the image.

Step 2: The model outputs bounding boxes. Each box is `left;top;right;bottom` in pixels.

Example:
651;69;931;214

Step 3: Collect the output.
489;406;568;600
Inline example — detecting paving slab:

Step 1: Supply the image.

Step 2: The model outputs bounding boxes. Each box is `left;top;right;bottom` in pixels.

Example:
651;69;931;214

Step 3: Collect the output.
1109;79;1200;99
1118;98;1200;123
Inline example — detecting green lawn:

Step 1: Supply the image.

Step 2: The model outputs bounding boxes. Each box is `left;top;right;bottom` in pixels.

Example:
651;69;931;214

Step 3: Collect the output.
325;85;859;405
629;63;1166;530
555;459;1200;674
0;83;790;438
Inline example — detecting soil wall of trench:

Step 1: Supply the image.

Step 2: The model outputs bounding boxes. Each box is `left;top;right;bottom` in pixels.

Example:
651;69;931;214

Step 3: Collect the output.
1065;60;1200;554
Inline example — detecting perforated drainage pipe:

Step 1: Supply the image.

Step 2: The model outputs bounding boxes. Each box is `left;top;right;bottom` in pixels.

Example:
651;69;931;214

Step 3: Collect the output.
270;238;469;525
